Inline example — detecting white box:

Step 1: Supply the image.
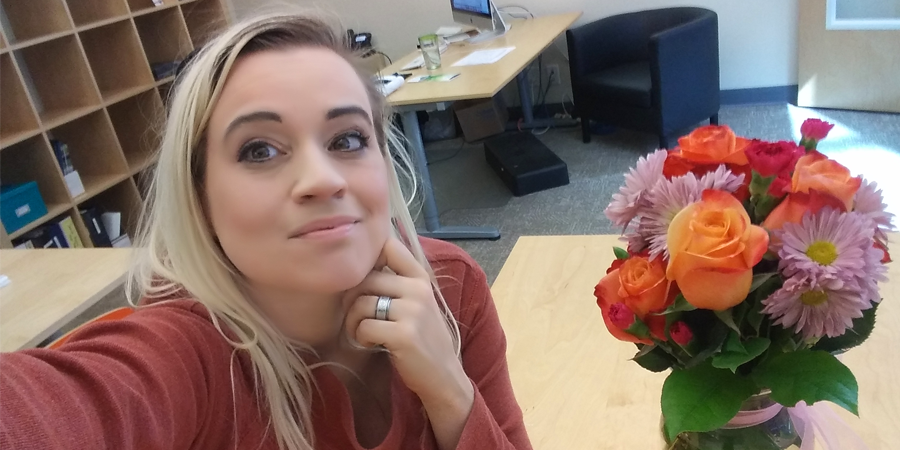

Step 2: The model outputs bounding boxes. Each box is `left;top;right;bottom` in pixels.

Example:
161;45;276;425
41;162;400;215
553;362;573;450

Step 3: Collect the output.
64;170;85;197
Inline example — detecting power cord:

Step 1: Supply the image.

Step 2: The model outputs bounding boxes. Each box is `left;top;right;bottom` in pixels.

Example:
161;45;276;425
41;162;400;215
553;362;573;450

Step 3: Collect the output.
374;50;393;65
497;5;534;18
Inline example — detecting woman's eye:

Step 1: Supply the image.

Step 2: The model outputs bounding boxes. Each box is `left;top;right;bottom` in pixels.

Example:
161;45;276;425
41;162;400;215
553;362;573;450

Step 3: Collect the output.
330;131;369;152
238;141;280;163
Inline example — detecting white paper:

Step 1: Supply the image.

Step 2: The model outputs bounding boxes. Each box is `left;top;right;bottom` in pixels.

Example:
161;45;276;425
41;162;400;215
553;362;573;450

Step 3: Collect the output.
402;55;425;70
452;47;515;67
101;212;122;240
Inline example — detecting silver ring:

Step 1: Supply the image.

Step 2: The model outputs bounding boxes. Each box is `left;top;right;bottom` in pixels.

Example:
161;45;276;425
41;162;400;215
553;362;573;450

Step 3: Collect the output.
374;296;392;321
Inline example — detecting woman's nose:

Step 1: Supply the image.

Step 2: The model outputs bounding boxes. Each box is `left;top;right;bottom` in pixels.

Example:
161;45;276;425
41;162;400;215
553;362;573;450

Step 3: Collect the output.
290;144;348;202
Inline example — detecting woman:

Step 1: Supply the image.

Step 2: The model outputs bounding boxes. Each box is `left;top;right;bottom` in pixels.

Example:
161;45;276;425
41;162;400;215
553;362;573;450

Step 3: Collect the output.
0;12;531;450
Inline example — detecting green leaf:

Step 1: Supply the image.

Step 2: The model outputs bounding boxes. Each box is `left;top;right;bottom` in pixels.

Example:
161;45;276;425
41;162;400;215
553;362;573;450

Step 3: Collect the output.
613;246;629;260
749;273;777;293
684;321;731;369
712;337;771;372
714;309;741;335
654;294;697;315
722;331;747;354
753;350;858;415
632;345;675;372
813;303;878;354
661;363;758;442
748;275;783;334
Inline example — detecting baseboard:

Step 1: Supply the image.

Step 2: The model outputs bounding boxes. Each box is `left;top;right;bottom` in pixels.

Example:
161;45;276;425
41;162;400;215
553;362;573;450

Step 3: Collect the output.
721;85;799;105
502;86;798;120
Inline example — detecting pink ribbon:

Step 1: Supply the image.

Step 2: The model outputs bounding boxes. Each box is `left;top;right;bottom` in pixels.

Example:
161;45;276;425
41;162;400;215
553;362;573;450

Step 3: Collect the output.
722;401;868;449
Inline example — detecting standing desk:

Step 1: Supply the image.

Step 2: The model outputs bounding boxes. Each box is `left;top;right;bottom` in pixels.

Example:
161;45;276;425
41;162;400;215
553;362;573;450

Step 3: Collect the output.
381;12;581;240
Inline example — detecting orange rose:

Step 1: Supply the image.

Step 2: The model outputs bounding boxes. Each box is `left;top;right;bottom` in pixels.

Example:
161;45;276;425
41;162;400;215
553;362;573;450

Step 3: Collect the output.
594;256;675;344
666;190;769;310
791;151;861;210
761;189;846;232
674;125;752;166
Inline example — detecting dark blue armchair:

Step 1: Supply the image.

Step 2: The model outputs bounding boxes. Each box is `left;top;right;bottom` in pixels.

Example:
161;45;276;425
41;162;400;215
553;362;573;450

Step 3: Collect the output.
566;8;720;148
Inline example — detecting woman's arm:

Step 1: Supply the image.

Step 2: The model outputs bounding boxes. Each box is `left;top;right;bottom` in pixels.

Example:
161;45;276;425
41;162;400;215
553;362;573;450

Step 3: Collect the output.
0;303;235;450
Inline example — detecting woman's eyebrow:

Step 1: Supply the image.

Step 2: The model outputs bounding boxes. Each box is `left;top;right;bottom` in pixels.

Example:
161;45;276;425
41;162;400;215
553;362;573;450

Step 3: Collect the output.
225;111;282;138
326;105;371;123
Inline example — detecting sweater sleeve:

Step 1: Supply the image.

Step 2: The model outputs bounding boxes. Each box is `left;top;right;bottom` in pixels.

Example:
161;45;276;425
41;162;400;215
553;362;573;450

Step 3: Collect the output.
453;261;533;450
0;304;236;450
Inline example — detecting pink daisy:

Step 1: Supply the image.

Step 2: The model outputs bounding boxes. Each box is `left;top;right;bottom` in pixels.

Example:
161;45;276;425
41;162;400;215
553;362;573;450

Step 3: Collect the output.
777;208;872;285
853;178;895;247
762;276;871;340
641;165;745;259
605;150;667;230
858;243;888;304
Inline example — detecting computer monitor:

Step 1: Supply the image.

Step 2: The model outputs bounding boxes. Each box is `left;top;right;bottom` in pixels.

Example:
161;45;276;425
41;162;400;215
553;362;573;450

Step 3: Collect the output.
450;0;508;43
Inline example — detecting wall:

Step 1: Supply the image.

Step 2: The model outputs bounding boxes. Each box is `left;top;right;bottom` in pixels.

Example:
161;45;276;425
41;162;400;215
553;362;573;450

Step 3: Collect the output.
229;0;799;104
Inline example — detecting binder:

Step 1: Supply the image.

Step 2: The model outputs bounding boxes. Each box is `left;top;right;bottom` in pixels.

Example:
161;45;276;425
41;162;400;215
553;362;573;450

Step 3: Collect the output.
80;208;112;247
46;221;71;248
58;216;84;248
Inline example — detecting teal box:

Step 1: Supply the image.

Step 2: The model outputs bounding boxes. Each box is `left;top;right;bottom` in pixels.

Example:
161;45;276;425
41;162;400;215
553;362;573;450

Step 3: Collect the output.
1;182;48;234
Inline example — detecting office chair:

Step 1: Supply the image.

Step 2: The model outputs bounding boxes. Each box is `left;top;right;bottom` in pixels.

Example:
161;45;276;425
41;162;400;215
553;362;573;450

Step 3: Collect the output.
566;7;720;149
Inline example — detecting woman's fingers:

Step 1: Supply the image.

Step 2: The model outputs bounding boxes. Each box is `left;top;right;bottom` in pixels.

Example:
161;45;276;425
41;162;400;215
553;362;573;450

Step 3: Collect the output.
354;318;401;348
380;238;429;280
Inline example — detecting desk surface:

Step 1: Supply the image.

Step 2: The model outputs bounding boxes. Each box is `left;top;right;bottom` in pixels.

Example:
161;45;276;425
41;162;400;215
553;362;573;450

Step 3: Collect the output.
0;249;131;352
382;13;581;107
491;235;900;449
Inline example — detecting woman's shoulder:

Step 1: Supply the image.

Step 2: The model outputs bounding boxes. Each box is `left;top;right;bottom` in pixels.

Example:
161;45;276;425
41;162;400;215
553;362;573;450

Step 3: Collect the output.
419;236;483;276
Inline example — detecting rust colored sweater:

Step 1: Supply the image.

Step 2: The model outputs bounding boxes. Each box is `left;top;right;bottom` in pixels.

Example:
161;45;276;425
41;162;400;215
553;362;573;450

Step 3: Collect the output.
0;238;531;450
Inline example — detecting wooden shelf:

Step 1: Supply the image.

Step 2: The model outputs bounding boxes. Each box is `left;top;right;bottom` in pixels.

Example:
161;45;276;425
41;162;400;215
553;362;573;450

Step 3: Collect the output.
0;0;73;45
0;54;41;148
108;89;164;174
17;35;102;127
47;110;128;200
182;0;228;47
79;20;154;101
65;0;130;28
0;135;72;213
75;173;129;204
8;203;72;240
0;0;229;243
77;178;143;242
134;5;192;77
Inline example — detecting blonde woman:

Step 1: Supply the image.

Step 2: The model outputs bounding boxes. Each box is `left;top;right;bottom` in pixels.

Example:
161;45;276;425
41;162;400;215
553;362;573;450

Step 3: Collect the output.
0;13;531;450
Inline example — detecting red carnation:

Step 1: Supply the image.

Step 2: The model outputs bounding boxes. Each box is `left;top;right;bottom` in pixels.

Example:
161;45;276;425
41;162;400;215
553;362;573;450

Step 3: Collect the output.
669;321;694;346
800;118;835;141
744;141;804;178
608;302;636;330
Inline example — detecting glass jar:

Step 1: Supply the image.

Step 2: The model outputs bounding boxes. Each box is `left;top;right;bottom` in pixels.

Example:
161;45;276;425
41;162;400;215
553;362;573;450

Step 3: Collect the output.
664;393;800;450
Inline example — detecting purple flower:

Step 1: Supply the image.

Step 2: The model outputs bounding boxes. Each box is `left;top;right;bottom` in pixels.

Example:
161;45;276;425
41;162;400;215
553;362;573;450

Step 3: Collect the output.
605;150;667;230
777;208;872;285
762;276;871;340
853;178;895;247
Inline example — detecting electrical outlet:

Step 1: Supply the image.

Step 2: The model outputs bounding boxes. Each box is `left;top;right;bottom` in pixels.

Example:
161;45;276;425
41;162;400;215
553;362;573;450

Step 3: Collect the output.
545;64;560;86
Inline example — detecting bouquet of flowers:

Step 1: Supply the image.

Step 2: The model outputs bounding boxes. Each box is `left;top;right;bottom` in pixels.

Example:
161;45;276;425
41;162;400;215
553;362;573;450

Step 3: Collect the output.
595;120;893;448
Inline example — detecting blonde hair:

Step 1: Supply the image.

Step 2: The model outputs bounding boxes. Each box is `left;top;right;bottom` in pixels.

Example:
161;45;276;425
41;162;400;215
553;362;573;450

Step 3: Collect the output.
126;12;460;450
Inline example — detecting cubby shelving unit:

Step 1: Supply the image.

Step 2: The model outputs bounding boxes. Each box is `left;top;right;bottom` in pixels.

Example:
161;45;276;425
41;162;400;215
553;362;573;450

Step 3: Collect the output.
0;0;230;248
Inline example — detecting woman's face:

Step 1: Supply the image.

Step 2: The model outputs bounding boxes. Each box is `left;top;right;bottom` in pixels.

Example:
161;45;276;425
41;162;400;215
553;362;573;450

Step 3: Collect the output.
204;47;391;299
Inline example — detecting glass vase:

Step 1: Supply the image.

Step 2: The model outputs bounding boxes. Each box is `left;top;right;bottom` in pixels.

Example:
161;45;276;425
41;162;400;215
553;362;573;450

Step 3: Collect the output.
664;392;800;450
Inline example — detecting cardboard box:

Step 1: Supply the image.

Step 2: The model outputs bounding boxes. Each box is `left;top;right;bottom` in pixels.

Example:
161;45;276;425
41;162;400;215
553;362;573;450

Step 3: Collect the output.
453;95;509;142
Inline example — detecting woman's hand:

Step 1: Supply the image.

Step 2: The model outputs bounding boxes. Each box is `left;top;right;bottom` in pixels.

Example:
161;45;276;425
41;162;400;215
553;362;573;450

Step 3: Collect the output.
344;237;474;449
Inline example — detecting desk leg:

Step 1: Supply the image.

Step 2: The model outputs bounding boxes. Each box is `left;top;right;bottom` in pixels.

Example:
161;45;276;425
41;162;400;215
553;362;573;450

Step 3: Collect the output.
399;111;501;241
511;68;578;131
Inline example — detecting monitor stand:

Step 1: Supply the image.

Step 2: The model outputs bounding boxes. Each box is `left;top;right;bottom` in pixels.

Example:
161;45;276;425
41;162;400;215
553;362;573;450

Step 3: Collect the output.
467;1;509;44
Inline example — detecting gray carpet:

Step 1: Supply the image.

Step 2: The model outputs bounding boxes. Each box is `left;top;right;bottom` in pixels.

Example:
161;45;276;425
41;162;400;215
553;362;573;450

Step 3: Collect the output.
62;103;900;334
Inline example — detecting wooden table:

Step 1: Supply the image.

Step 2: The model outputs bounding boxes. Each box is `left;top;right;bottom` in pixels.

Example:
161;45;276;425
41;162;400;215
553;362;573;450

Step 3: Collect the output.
491;235;900;449
380;12;581;241
0;249;131;352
